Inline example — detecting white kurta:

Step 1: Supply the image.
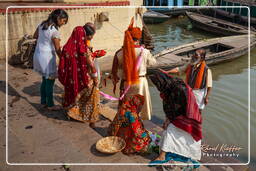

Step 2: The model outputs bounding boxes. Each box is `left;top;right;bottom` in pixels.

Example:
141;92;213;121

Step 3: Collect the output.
193;89;207;109
117;47;156;120
160;123;201;160
33;25;60;78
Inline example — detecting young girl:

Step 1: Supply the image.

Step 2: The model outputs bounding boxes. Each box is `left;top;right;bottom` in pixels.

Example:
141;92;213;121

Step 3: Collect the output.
33;9;68;111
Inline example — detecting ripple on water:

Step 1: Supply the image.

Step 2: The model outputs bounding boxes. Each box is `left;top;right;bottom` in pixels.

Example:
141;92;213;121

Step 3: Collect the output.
145;18;255;163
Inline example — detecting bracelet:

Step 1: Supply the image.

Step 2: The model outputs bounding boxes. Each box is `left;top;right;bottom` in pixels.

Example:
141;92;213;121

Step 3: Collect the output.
91;72;98;78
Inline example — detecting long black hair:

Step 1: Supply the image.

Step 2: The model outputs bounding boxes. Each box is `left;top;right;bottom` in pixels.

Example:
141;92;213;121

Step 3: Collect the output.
83;23;96;36
41;9;68;30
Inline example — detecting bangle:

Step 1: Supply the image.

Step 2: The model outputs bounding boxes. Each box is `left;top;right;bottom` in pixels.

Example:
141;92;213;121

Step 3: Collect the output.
91;72;98;78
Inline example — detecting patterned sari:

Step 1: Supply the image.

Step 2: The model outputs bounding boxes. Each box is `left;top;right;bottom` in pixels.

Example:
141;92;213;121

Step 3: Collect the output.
58;26;99;123
108;94;151;154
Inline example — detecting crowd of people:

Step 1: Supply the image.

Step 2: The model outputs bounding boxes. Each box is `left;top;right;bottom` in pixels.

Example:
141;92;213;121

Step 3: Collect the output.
32;9;212;166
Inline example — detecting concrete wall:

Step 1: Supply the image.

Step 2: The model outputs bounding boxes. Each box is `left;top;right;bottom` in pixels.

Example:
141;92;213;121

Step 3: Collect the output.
52;0;128;3
0;13;6;60
2;4;144;61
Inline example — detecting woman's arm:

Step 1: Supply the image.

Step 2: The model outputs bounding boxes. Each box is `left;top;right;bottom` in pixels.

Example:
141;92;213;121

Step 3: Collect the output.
86;52;98;86
52;38;62;58
33;27;39;39
162;118;170;130
159;67;179;74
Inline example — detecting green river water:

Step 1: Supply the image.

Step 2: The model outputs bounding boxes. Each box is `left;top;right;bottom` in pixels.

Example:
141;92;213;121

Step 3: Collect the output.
146;17;256;164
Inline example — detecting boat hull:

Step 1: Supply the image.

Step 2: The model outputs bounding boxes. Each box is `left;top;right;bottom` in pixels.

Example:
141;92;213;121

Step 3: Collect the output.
143;11;170;24
143;17;169;24
148;7;189;16
186;12;249;36
147;35;256;73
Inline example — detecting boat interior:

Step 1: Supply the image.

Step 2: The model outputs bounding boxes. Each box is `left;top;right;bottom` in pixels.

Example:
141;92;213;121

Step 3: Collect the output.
175;43;234;57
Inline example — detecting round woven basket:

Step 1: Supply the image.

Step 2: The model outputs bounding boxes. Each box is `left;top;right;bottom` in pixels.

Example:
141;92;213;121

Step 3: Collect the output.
96;136;126;154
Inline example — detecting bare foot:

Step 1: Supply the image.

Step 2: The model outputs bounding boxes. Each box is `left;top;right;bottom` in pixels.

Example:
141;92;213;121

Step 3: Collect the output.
89;123;96;129
153;155;165;161
47;105;62;111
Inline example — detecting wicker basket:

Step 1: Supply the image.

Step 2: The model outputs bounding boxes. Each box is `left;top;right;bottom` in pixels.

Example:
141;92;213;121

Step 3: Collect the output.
96;136;126;154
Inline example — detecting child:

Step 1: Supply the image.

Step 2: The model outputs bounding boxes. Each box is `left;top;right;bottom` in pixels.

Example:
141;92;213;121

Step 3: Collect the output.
33;9;68;110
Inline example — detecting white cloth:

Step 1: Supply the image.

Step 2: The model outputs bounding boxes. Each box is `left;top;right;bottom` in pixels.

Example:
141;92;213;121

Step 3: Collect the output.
193;88;207;109
94;59;101;82
33;24;60;78
117;47;156;120
160;123;201;160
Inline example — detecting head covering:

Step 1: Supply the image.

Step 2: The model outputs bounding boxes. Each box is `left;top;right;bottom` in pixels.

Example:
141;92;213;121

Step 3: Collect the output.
123;17;142;85
130;27;142;40
150;70;188;120
150;70;202;141
123;94;145;112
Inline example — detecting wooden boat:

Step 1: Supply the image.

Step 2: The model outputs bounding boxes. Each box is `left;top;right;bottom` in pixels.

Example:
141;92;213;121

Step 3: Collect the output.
147;7;188;16
147;35;256;73
143;10;170;24
144;0;190;16
186;12;249;36
210;8;256;26
211;0;256;27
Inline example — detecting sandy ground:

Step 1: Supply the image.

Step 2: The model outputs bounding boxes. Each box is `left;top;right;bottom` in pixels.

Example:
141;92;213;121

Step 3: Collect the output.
0;60;250;171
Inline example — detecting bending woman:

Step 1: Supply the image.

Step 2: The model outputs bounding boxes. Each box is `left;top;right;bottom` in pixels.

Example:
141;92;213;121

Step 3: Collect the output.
149;70;202;164
58;23;99;128
108;94;151;154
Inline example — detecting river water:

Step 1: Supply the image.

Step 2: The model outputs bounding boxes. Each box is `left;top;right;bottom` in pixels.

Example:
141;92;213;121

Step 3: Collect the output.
145;17;256;164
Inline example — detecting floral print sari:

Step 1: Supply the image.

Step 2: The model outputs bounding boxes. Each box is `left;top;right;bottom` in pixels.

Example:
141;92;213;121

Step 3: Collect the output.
108;94;151;154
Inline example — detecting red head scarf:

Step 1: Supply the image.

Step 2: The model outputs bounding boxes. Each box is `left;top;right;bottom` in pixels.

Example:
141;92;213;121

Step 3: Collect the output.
123;17;142;85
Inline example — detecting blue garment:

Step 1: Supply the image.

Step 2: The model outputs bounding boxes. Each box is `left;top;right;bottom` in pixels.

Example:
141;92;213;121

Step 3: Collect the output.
149;152;200;169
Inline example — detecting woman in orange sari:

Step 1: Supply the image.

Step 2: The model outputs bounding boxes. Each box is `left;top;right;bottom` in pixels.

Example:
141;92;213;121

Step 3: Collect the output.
58;23;100;128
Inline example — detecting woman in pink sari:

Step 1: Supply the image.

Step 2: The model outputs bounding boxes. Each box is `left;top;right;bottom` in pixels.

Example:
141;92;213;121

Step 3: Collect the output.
58;23;100;128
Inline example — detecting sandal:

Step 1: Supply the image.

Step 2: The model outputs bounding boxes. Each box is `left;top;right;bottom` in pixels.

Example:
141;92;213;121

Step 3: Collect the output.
41;104;47;108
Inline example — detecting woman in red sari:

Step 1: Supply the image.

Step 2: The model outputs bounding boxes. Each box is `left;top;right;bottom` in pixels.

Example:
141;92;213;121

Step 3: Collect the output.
58;23;99;128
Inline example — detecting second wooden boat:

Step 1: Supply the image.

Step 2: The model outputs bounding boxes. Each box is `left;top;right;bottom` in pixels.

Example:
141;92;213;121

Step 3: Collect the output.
143;10;170;24
186;11;249;36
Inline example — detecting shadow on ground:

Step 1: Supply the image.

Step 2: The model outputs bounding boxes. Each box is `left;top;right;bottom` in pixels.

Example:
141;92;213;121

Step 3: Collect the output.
22;80;63;104
1;81;69;122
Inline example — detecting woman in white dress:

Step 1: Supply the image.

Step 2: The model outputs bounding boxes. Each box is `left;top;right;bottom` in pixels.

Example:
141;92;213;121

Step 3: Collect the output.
33;9;68;110
149;70;202;166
